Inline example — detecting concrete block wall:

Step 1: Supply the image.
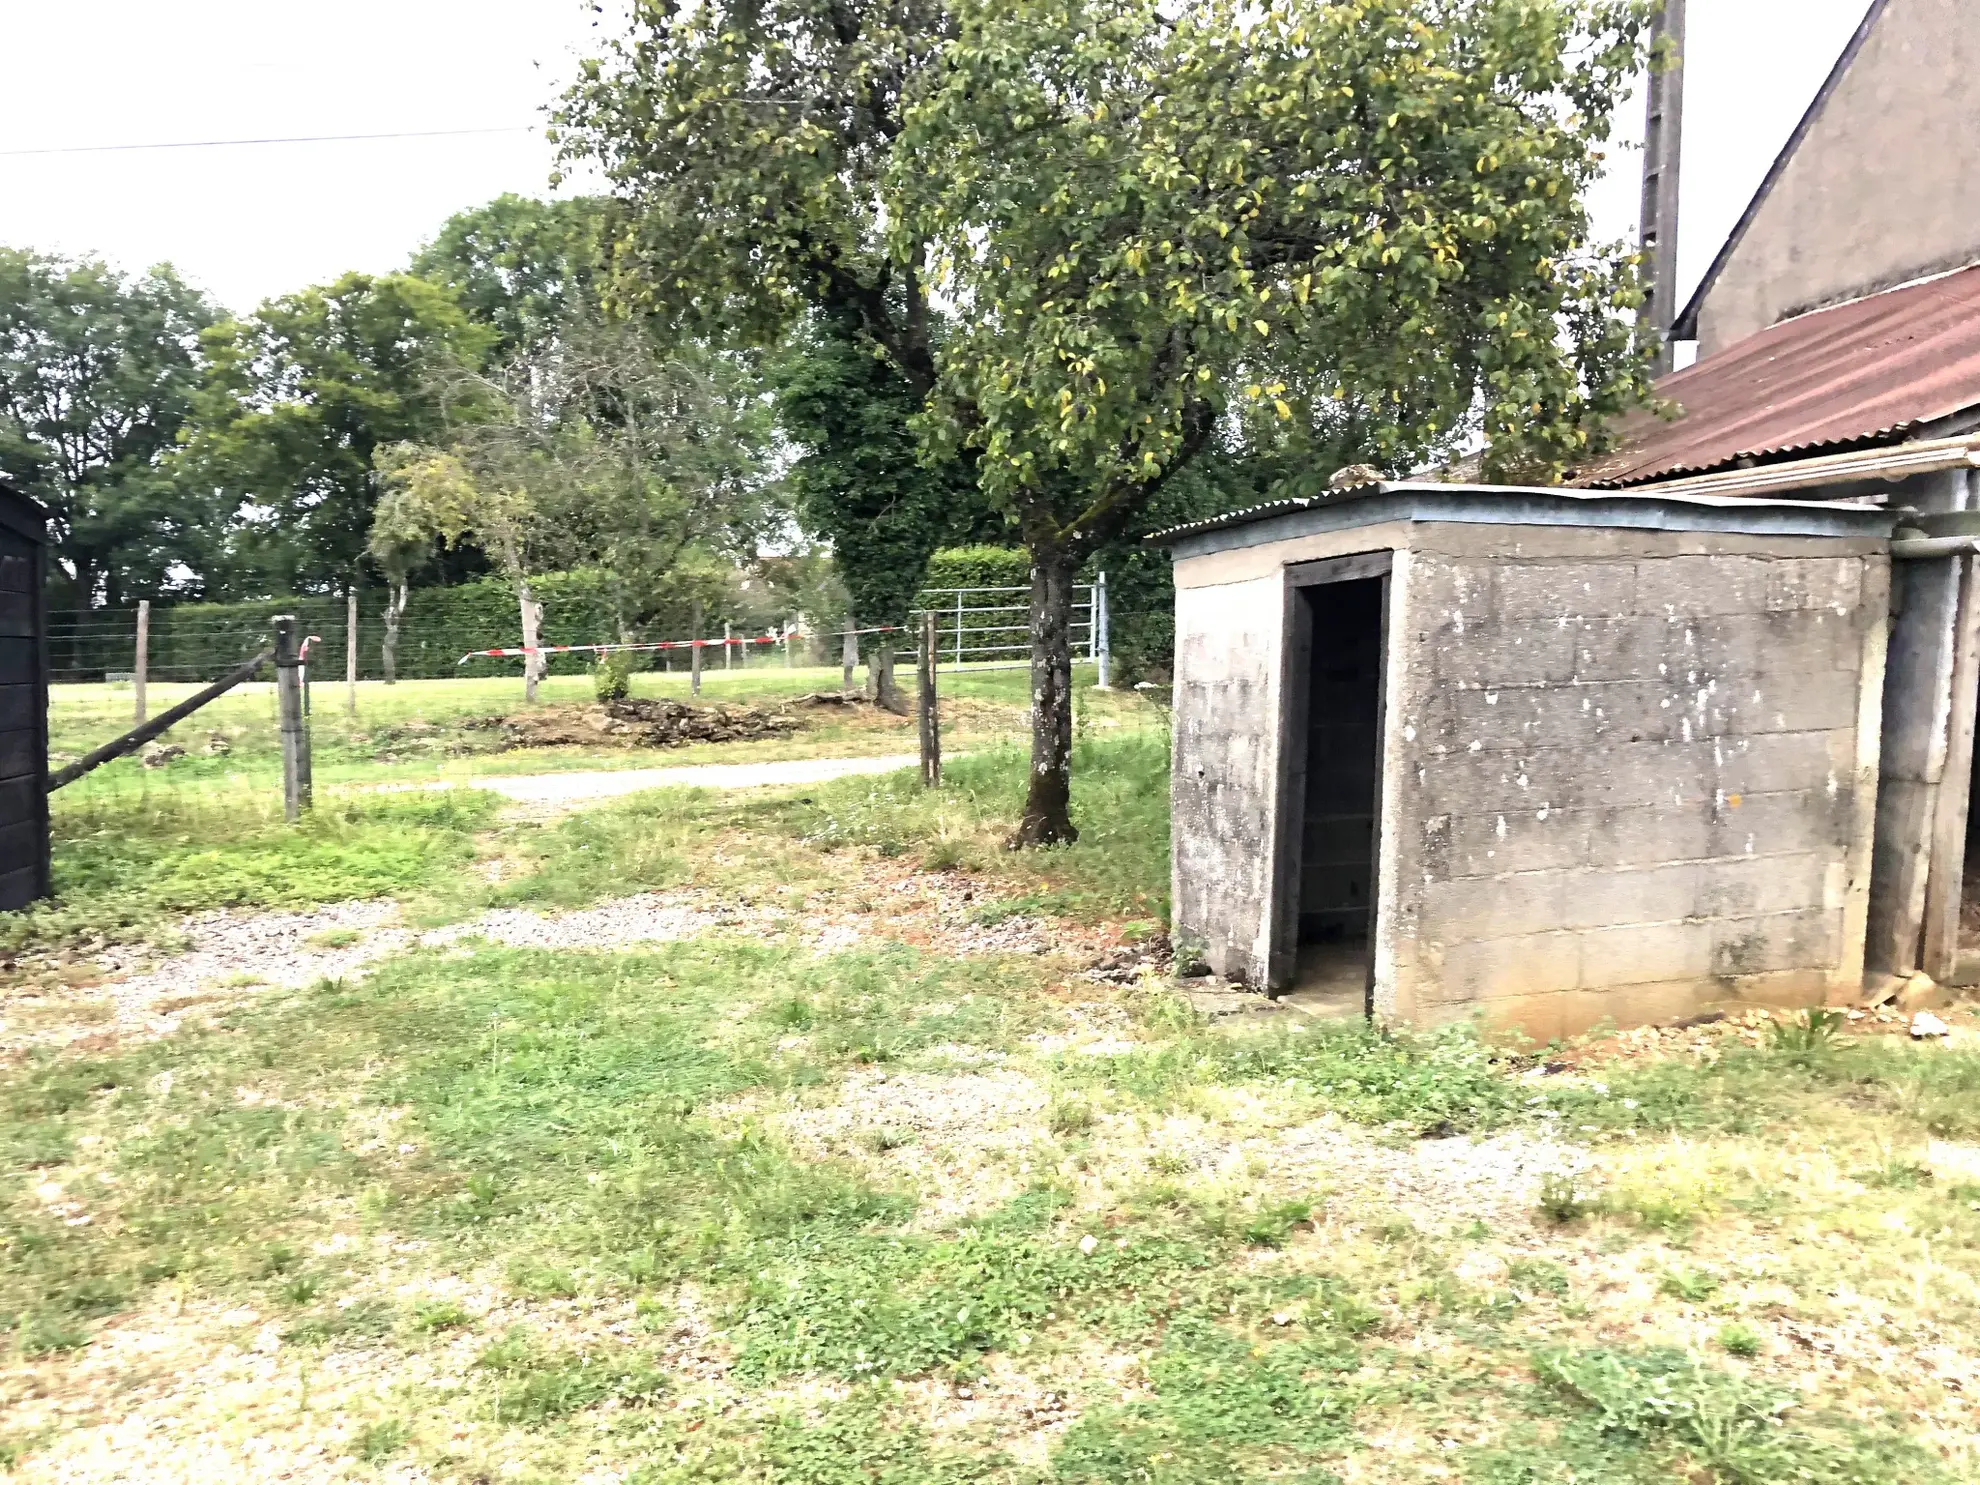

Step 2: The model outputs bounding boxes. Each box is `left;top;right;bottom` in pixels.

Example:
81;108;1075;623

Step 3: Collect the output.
1389;528;1889;1039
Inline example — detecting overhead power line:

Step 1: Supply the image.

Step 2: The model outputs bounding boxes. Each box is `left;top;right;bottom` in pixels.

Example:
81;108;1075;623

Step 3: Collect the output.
0;125;538;159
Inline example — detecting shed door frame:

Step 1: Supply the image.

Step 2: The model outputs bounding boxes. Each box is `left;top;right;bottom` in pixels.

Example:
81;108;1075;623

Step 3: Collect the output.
1268;549;1394;998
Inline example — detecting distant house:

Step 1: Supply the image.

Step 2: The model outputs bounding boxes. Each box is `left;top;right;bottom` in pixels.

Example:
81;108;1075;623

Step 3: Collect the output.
1674;0;1979;360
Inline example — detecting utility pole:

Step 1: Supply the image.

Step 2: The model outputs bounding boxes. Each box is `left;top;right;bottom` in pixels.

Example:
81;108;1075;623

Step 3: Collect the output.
1639;0;1687;377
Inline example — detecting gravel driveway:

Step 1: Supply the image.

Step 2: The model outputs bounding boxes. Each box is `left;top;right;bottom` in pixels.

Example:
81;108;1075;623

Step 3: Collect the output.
383;751;923;806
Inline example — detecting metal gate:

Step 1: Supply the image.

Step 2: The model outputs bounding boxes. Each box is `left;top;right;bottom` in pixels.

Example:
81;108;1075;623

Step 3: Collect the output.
909;573;1111;684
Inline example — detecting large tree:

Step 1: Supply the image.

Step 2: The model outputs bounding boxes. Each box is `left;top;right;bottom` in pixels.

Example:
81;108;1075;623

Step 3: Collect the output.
410;194;611;362
178;272;493;596
562;0;1655;845
769;306;991;708
557;0;958;699
896;0;1655;842
378;311;777;700
0;250;217;610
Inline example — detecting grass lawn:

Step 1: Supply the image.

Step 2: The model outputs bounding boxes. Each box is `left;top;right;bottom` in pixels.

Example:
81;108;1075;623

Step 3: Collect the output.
3;735;1979;1482
19;669;1160;954
47;663;1142;789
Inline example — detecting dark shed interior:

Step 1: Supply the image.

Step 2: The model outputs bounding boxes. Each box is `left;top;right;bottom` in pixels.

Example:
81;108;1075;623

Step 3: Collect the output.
0;480;49;911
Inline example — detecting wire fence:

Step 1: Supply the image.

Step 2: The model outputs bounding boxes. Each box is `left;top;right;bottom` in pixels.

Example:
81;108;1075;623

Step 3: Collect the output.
47;580;1115;688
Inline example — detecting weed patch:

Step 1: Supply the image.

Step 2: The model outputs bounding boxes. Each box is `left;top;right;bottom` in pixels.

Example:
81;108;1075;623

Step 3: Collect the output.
1536;1346;1947;1484
9;789;499;951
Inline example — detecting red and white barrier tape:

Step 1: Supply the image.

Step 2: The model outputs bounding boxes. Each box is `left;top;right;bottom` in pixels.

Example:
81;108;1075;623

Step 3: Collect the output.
456;626;903;667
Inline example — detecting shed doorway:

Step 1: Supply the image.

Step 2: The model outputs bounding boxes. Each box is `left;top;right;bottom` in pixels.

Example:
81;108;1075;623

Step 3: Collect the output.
1274;556;1389;1016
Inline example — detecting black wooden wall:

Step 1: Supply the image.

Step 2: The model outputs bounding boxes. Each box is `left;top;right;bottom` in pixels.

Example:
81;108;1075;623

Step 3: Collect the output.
0;483;48;910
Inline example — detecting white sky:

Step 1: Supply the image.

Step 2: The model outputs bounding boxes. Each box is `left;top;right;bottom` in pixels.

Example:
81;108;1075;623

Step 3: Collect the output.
0;0;1875;319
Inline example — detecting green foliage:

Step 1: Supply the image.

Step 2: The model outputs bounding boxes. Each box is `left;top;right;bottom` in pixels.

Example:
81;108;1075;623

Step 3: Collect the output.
1240;1200;1313;1249
903;0;1655;517
774;311;994;644
352;1419;412;1464
0;248;218;608
755;1390;982;1485
409;194;611;360
729;1219;1213;1381
594;649;635;701
1768;1007;1847;1062
922;546;1031;592
71;569;681;685
177;271;495;594
558;0;945;378
1537;1171;1597;1225
1718;1324;1762;1360
1656;1268;1720;1304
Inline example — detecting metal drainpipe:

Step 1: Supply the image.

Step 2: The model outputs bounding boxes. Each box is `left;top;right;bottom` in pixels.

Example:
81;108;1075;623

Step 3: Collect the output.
1891;536;1980;559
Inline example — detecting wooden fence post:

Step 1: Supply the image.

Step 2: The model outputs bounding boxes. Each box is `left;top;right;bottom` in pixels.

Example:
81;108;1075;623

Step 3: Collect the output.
691;600;703;697
842;620;857;693
346;592;358;715
919;612;941;788
133;599;149;725
273;616;312;821
724;620;733;671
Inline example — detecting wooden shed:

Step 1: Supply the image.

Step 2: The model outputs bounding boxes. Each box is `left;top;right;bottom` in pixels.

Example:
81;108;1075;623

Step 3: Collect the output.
0;479;49;911
1158;480;1897;1042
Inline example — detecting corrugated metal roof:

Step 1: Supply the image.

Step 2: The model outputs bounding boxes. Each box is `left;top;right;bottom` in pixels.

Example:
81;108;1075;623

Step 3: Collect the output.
1577;263;1980;488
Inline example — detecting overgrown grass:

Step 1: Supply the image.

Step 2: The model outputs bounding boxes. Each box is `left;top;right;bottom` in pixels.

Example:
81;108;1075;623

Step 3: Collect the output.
747;729;1170;923
5;788;500;952
439;728;1175;926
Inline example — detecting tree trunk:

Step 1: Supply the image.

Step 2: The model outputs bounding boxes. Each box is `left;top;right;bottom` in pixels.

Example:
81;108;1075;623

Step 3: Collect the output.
519;581;545;703
1011;548;1080;848
866;639;907;714
382;582;408;685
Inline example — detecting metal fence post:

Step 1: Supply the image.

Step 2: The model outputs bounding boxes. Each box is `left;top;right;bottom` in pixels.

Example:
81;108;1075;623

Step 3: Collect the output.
274;616;312;821
954;592;964;666
919;612;941;788
133;599;149;724
1095;571;1112;690
842;620;856;692
724;620;733;671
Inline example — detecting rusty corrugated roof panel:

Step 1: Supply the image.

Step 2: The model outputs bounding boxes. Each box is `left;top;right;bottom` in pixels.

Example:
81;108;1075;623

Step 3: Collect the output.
1576;263;1980;488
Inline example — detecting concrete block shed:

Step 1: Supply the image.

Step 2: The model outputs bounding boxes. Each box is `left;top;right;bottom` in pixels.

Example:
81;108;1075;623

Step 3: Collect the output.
0;479;49;912
1157;482;1896;1041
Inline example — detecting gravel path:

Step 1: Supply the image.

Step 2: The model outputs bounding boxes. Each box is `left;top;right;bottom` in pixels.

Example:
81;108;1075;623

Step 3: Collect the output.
384;752;922;806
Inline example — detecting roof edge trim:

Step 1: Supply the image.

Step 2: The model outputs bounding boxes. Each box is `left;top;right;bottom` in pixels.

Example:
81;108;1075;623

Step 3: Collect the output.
1612;433;1980;499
